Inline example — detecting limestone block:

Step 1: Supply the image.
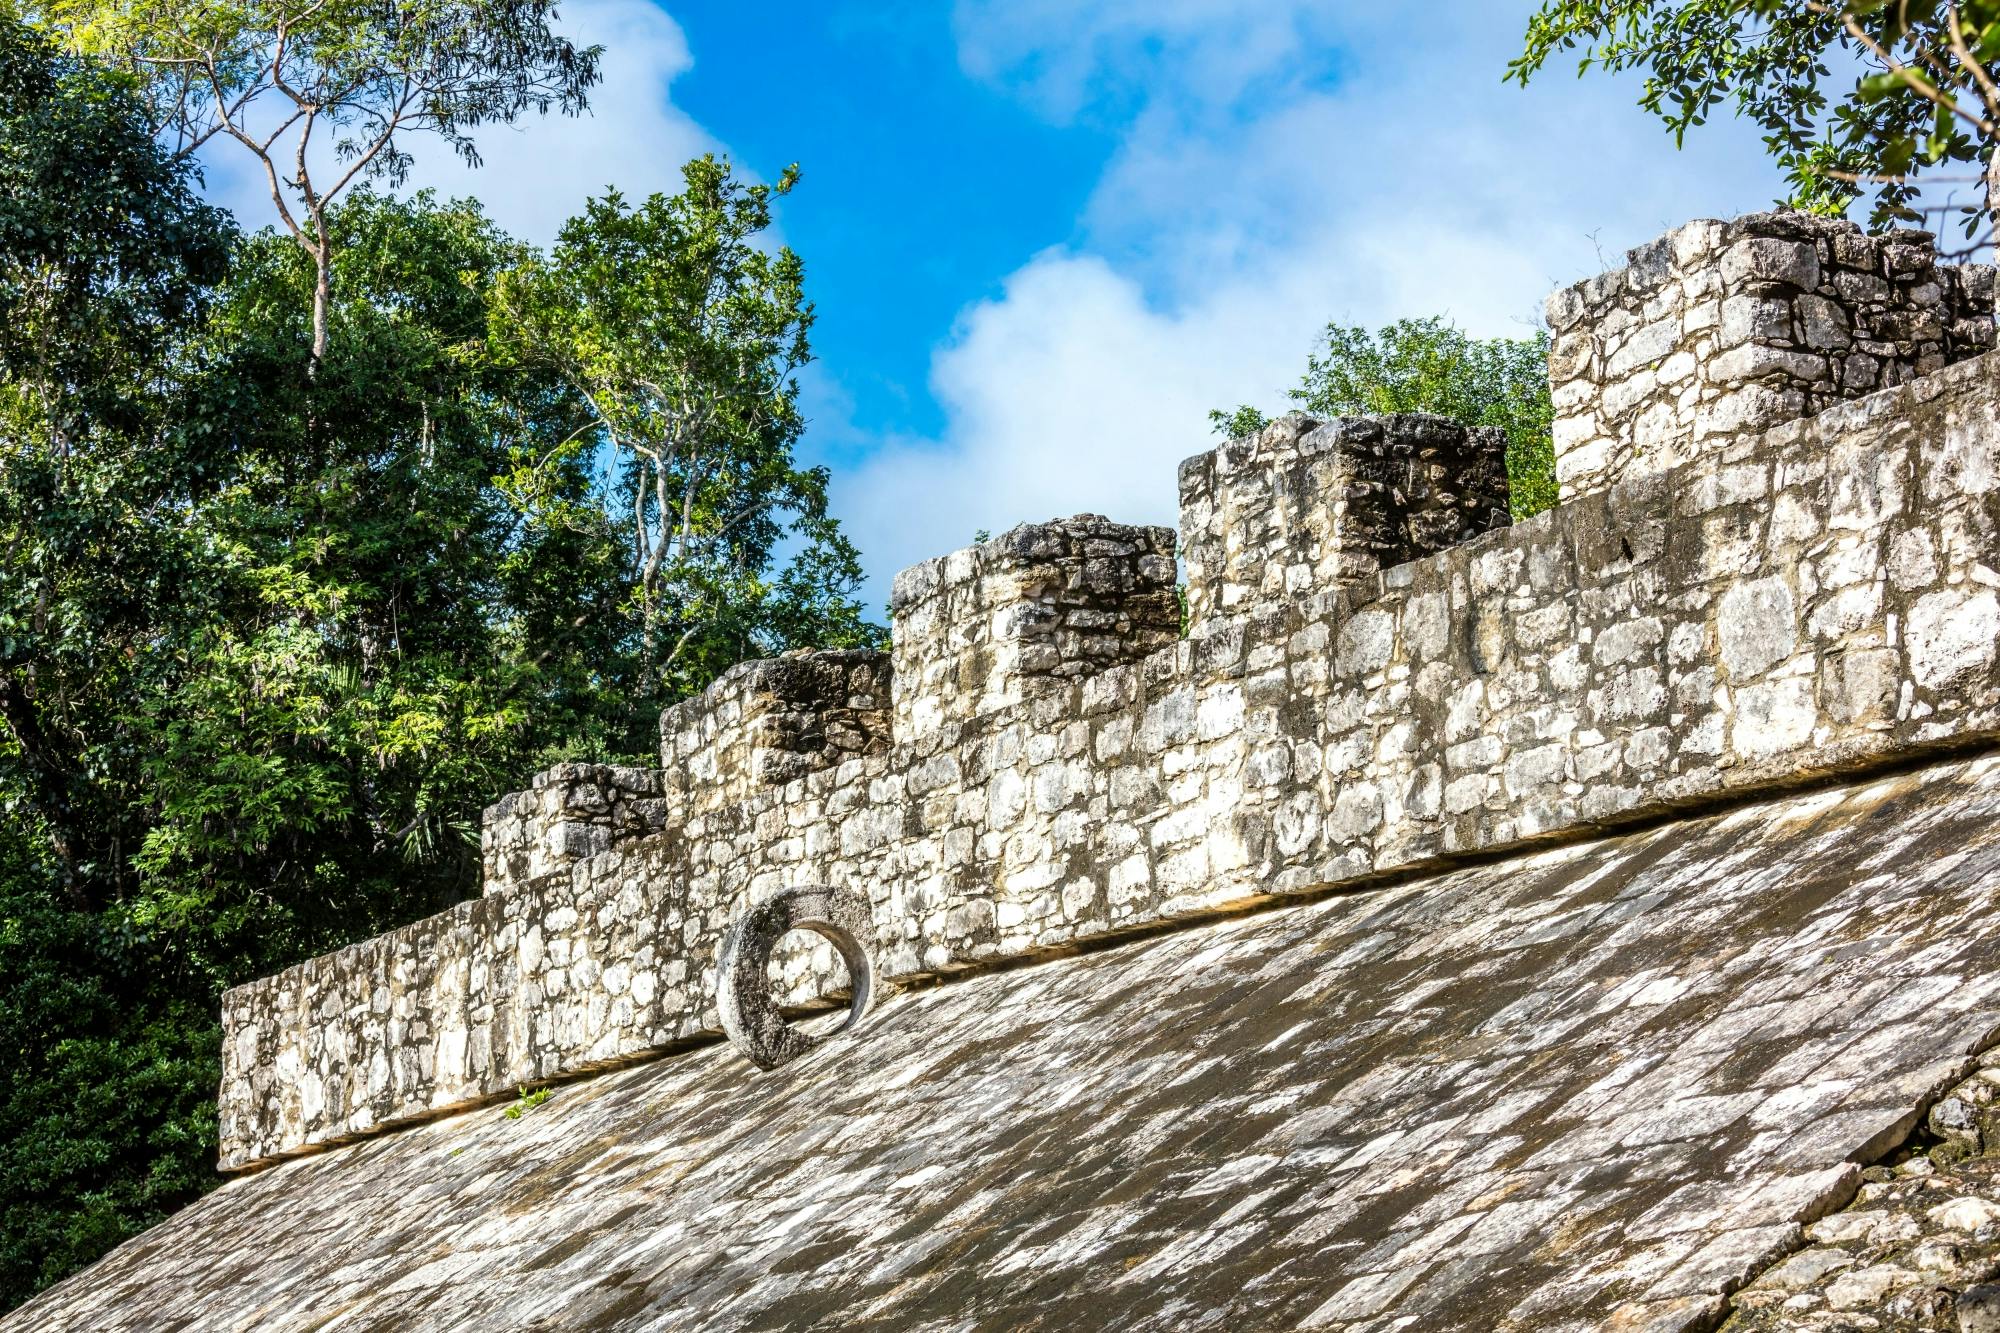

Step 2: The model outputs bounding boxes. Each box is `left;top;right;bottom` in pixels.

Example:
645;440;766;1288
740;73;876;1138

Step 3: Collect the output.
889;515;1177;742
1179;411;1511;635
659;648;892;809
1549;210;1997;504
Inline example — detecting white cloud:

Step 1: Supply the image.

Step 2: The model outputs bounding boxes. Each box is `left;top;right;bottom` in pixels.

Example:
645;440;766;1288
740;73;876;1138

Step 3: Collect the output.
839;248;1314;604
839;0;1789;609
839;219;1565;603
953;0;1338;122
198;0;715;246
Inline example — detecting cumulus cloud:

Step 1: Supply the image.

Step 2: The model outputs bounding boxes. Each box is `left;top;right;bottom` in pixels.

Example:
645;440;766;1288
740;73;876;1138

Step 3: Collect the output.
197;0;715;246
839;0;1787;606
952;0;1339;122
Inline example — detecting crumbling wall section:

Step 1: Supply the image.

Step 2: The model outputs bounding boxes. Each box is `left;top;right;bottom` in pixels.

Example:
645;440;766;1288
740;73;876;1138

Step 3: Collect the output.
480;764;667;899
657;648;892;815
1550;211;1995;502
1179;411;1511;633
889;515;1179;742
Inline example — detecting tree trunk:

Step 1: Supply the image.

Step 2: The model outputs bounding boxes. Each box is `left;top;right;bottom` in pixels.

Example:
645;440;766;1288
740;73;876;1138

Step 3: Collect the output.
1988;148;2000;243
310;239;332;365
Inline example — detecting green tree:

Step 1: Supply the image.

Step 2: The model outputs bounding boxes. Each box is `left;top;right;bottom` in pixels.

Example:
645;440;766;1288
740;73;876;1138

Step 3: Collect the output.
497;156;883;701
0;27;887;1305
42;0;603;359
1511;1;2000;243
0;841;218;1306
0;18;236;1305
0;18;233;908
139;188;643;964
0;175;645;1311
1213;317;1558;520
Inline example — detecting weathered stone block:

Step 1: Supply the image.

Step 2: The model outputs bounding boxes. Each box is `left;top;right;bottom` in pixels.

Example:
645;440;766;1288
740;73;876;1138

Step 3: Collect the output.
1549;210;1996;503
659;648;892;807
479;764;665;898
889;515;1178;742
1179;412;1510;634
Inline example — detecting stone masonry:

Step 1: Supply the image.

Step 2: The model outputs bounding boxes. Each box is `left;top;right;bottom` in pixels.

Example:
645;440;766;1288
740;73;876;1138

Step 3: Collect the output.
486;653;894;899
1180;411;1512;633
1726;1055;2000;1329
888;513;1179;741
656;649;892;820
1550;211;1996;502
217;334;2000;1171
479;764;667;900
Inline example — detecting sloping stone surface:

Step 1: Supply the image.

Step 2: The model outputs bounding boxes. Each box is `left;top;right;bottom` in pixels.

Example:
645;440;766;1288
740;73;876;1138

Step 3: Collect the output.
1726;1062;2000;1327
30;753;2000;1333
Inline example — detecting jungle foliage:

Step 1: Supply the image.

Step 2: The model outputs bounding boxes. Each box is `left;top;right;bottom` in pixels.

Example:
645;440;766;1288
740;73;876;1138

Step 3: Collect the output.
1513;0;2000;243
1212;317;1558;520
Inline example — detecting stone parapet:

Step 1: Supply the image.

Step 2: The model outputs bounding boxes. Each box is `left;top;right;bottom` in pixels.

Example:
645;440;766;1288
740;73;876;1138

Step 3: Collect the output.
217;351;2000;1170
1549;210;1994;502
888;515;1178;742
1180;411;1510;633
479;763;666;899
657;648;891;816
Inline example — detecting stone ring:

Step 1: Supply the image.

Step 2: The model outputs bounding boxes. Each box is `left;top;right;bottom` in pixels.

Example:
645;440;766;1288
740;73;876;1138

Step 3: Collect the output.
715;885;877;1071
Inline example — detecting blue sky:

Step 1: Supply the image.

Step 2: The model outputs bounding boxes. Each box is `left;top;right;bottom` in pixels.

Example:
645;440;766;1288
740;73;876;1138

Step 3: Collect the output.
202;1;1790;612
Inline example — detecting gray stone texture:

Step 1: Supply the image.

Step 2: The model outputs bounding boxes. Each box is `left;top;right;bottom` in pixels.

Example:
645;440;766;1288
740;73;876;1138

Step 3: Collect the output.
479;763;667;900
1549;210;1996;502
217;349;2000;1171
1179;411;1512;633
888;513;1179;741
657;648;892;822
28;753;2000;1331
714;883;876;1072
1727;1057;2000;1329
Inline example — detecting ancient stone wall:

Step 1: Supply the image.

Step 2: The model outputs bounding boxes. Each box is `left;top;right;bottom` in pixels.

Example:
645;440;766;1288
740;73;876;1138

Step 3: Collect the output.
1549;211;1995;502
217;345;2000;1170
479;764;666;899
656;648;892;823
45;752;2000;1332
1179;412;1511;634
888;514;1178;741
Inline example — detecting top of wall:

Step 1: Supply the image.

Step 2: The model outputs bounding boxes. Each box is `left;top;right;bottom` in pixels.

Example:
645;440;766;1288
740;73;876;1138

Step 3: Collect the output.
1179;411;1510;634
1547;209;1995;502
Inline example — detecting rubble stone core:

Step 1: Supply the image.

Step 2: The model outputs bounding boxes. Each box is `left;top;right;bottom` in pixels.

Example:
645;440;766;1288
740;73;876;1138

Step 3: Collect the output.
1179;411;1511;634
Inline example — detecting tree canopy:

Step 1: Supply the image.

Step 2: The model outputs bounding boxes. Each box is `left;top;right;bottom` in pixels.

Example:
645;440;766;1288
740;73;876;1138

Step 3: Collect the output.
1213;317;1558;520
1512;1;2000;243
496;157;881;700
38;0;602;359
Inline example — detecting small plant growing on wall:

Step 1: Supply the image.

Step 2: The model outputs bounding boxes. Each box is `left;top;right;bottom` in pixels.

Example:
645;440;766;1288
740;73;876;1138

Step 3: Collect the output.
503;1086;554;1121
